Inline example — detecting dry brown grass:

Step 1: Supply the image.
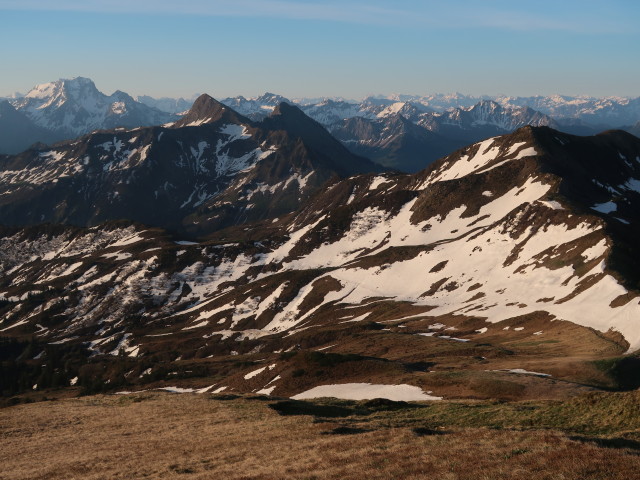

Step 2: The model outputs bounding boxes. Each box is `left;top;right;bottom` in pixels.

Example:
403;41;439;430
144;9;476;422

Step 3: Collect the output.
2;393;639;480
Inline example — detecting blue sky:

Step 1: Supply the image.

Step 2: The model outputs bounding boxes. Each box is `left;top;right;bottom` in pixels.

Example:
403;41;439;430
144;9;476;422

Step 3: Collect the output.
0;0;638;99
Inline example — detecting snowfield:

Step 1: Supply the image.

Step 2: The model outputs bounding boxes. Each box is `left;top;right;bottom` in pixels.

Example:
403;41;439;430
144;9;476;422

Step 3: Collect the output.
291;383;442;401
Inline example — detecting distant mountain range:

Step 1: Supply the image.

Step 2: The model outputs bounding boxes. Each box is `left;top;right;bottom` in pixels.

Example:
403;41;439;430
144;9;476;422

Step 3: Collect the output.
324;100;562;171
2;77;639;173
218;92;640;129
200;91;640;171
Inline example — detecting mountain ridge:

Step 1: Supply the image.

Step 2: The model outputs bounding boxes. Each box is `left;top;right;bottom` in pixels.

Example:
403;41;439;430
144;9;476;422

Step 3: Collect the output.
1;125;639;402
0;95;383;236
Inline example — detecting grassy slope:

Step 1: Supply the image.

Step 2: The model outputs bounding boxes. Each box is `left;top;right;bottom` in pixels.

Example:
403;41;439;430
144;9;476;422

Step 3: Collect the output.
1;391;639;480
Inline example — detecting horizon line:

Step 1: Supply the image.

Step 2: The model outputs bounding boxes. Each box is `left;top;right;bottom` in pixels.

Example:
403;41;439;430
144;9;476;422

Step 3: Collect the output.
4;76;639;103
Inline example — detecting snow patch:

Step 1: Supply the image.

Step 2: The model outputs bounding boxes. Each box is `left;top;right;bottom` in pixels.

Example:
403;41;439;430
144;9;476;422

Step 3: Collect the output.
292;383;442;401
592;202;617;214
244;366;267;380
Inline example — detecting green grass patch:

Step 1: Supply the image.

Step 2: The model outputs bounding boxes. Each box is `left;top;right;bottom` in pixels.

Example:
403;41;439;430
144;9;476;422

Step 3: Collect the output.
278;390;640;437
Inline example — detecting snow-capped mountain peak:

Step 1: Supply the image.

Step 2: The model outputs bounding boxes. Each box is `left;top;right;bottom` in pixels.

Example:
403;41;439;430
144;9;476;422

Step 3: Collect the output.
22;77;103;115
9;77;175;141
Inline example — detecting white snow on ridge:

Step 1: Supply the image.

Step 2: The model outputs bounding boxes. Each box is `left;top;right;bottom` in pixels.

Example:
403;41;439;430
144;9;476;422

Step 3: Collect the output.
291;383;442;401
34;261;84;284
324;210;640;351
506;142;527;155
182;320;209;330
476;147;538;175
231;297;261;327
421;138;538;187
369;175;392;190
430;138;499;182
246;171;315;200
253;283;289;320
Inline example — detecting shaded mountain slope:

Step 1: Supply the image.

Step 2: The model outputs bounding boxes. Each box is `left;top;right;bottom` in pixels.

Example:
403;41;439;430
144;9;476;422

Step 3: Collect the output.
331;114;460;172
0;101;59;154
0;95;382;236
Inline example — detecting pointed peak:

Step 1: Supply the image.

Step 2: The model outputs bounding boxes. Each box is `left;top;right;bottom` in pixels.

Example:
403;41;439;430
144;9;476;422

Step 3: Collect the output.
187;94;226;116
270;101;299;117
173;94;247;128
262;101;336;141
192;93;224;108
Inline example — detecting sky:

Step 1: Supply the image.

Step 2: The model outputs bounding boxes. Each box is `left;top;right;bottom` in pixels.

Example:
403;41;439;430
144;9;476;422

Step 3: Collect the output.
0;0;639;100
